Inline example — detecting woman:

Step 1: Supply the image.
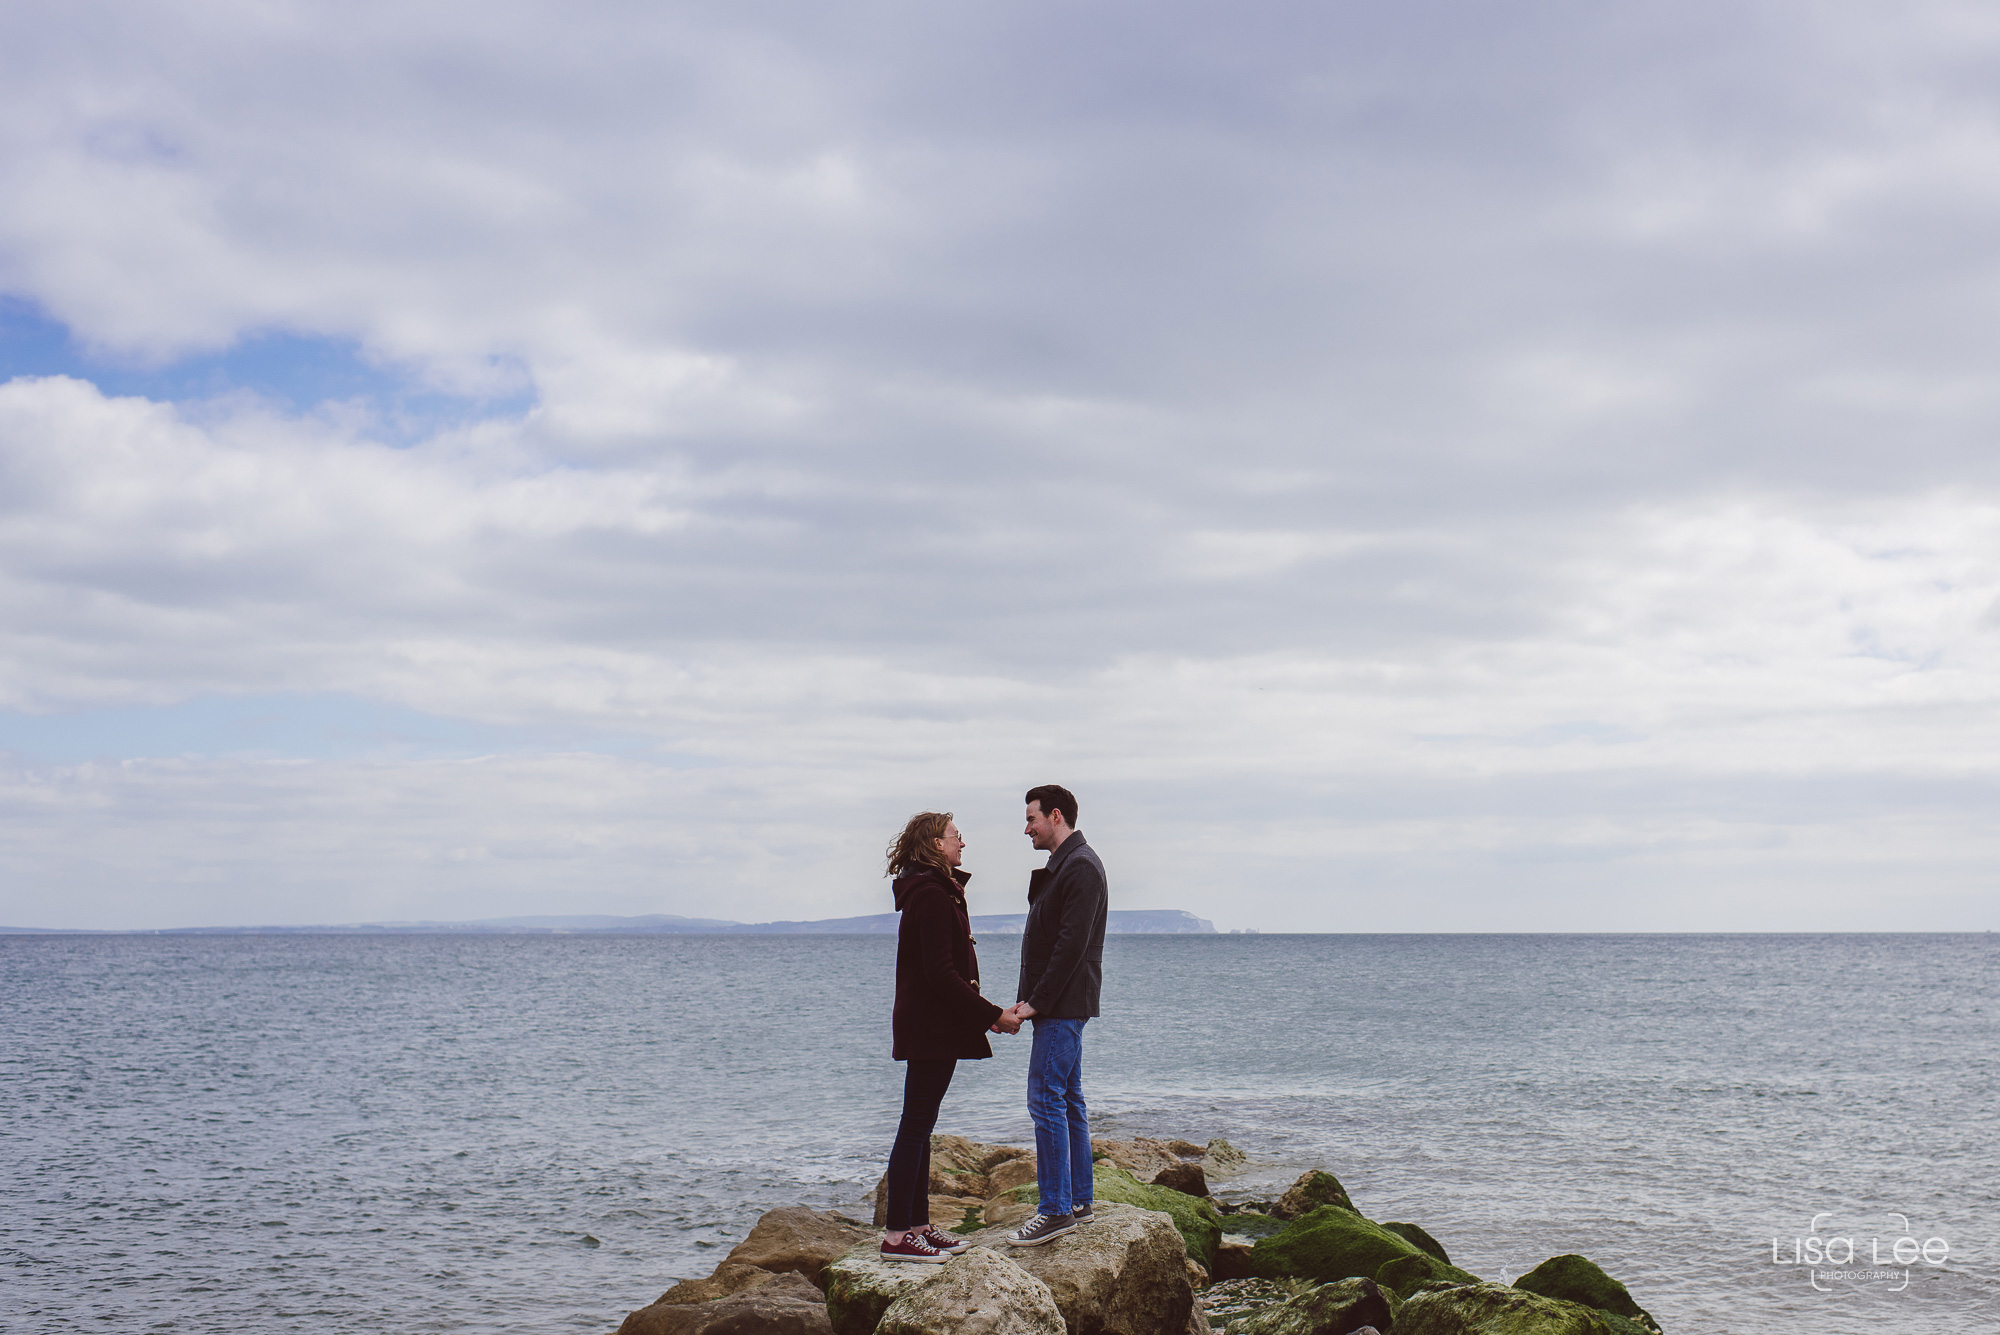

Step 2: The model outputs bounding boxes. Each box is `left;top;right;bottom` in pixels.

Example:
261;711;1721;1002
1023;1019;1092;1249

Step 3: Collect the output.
878;811;1017;1262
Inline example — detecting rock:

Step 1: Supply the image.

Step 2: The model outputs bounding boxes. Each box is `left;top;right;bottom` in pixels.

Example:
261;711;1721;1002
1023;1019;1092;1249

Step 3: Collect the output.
823;1243;940;1335
966;1201;1194;1335
994;1163;1223;1270
989;1157;1040;1196
1219;1212;1288;1242
1512;1256;1660;1333
618;1271;833;1335
1210;1242;1255;1281
1199;1278;1295;1325
873;1186;990;1230
1152;1162;1210;1198
982;1189;1040;1231
1272;1173;1355;1221
1091;1166;1223;1269
1187;1303;1215;1335
1395;1281;1636;1334
1185;1256;1211;1288
722;1206;877;1290
1375;1252;1483;1300
1248;1205;1421;1283
1220;1277;1393;1335
1204;1140;1248;1177
1091;1138;1186;1182
651;1261;780;1305
875;1246;1066;1335
872;1136;1031;1223
1380;1221;1451;1266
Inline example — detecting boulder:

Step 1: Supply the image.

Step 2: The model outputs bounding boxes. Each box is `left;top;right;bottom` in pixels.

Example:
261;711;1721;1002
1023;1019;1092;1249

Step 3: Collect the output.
823;1243;940;1335
1152;1162;1210;1198
872;1136;1031;1223
1380;1221;1451;1266
966;1201;1194;1335
1185;1256;1210;1288
875;1246;1066;1335
1204;1140;1248;1177
618;1271;833;1335
989;1156;1041;1195
991;1164;1223;1269
1395;1281;1637;1335
1248;1205;1421;1284
1210;1242;1254;1282
1199;1278;1295;1327
1272;1173;1355;1221
724;1207;877;1289
1091;1166;1223;1269
1187;1304;1215;1335
1219;1278;1392;1335
1513;1256;1661;1333
1091;1138;1187;1182
651;1261;780;1305
1375;1252;1483;1300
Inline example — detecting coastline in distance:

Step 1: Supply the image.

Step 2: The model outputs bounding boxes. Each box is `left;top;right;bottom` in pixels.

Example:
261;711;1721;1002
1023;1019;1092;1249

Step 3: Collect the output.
0;909;1218;935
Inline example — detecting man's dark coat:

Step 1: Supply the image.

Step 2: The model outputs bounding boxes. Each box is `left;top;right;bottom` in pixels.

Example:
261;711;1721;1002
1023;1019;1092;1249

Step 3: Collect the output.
1016;831;1108;1018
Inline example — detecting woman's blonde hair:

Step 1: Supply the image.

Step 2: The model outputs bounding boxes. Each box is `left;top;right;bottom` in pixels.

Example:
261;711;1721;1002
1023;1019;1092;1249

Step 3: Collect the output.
886;811;957;883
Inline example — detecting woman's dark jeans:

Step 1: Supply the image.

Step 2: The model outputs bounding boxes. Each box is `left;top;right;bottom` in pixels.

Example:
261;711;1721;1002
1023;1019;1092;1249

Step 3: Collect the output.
884;1058;957;1231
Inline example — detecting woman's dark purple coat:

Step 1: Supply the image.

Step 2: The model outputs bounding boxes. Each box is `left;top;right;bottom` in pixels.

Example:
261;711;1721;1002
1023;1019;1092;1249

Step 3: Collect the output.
891;866;1005;1061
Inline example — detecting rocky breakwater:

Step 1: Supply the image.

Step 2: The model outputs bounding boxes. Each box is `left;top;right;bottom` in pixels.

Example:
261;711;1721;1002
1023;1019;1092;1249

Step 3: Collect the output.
612;1135;1667;1335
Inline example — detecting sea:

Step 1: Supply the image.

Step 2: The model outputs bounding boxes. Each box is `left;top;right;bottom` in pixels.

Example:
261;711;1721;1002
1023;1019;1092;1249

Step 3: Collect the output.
2;933;1994;1334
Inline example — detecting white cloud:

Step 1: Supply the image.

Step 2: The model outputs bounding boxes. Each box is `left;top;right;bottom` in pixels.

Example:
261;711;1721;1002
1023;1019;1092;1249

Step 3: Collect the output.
2;2;1999;927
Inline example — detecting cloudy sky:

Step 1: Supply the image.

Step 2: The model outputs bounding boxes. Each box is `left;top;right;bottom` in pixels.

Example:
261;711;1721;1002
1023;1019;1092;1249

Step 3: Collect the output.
2;0;1997;931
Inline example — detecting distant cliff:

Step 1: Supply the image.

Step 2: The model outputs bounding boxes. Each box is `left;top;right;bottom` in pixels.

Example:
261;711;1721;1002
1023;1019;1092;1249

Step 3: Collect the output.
5;909;1219;935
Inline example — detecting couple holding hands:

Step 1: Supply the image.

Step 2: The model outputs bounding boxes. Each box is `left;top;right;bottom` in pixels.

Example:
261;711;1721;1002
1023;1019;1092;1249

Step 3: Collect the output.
878;784;1108;1263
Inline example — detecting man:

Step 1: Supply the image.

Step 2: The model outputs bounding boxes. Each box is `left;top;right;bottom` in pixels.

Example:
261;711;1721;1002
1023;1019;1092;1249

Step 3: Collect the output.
997;784;1108;1247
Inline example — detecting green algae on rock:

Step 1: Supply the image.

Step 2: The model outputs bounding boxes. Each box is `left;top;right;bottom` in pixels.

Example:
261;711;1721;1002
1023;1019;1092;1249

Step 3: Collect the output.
1513;1255;1661;1333
1380;1220;1451;1265
1396;1281;1633;1335
1247;1204;1421;1283
1272;1171;1356;1220
1374;1250;1483;1299
998;1163;1222;1269
823;1244;935;1335
1218;1277;1393;1335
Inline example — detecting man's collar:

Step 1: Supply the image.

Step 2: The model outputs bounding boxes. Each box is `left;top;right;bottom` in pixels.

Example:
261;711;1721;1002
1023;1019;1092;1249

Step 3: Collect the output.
1045;829;1087;871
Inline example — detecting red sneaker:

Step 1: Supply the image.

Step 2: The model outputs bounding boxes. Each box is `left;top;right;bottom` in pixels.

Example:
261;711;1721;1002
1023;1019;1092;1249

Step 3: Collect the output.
879;1233;950;1264
921;1226;972;1254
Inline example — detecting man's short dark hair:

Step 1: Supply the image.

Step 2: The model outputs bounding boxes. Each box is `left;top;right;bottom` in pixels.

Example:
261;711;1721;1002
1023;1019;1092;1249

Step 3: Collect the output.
1024;784;1078;828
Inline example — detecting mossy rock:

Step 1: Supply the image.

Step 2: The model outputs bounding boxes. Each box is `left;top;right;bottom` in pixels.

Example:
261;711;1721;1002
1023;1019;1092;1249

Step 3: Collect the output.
1247;1204;1420;1283
1003;1163;1222;1268
1220;1276;1393;1335
1396;1281;1630;1335
1381;1220;1451;1265
1218;1210;1289;1240
1273;1170;1356;1219
1514;1254;1661;1333
1375;1250;1482;1299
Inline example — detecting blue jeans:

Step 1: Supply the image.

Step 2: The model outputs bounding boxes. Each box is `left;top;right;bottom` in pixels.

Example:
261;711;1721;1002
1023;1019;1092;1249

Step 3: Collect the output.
1026;1017;1092;1217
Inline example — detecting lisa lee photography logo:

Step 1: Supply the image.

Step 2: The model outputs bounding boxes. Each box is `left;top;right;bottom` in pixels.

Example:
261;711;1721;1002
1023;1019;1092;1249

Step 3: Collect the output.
1772;1211;1949;1292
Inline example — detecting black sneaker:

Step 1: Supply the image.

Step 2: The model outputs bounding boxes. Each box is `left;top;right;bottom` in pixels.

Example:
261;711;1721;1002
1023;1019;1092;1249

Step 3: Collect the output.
1006;1212;1077;1247
880;1233;950;1263
1072;1201;1094;1224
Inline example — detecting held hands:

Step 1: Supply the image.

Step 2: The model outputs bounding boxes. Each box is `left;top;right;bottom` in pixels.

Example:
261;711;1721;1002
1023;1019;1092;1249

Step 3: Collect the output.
990;1001;1036;1034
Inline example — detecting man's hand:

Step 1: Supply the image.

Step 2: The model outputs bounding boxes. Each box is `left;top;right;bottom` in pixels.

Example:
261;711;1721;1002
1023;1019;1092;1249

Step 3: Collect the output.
990;1009;1021;1035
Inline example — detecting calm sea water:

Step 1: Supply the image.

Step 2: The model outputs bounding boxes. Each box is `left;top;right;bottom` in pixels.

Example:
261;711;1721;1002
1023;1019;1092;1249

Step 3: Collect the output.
2;933;1994;1333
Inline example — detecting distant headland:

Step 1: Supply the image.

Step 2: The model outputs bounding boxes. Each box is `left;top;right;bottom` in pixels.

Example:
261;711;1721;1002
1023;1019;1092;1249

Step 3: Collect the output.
0;909;1219;936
